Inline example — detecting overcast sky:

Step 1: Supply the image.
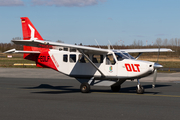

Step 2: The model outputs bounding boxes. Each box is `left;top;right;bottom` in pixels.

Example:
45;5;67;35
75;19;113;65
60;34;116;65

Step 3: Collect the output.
0;0;180;45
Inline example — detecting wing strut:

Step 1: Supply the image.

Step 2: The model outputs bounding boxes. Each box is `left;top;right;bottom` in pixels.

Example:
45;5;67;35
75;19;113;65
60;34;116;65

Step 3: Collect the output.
135;52;143;59
78;49;105;78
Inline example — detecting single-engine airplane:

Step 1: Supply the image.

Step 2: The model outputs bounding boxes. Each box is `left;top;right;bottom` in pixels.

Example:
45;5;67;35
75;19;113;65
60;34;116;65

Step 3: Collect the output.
5;17;173;94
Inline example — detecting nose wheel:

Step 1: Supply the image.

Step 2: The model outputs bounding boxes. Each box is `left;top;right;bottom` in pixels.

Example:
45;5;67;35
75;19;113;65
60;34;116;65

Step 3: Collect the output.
136;85;144;94
136;79;144;94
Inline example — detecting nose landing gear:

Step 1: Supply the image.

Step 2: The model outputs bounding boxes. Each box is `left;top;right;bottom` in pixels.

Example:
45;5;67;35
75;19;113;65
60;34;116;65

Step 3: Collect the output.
136;79;144;94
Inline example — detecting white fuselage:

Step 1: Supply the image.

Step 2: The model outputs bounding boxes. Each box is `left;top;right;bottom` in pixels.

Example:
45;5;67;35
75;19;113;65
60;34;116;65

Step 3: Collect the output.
48;49;155;80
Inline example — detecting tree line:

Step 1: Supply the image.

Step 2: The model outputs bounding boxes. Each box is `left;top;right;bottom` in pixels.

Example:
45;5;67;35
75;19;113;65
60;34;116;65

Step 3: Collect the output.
132;38;180;47
0;37;180;58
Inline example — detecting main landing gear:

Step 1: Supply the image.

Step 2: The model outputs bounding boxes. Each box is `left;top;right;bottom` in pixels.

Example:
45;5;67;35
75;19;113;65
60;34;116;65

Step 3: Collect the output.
136;79;144;94
80;83;90;93
80;82;121;93
79;79;144;94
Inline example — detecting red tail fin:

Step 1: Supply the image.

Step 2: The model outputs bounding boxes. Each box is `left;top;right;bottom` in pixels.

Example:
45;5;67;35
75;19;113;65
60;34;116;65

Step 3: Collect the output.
21;17;43;41
20;17;48;60
20;17;56;69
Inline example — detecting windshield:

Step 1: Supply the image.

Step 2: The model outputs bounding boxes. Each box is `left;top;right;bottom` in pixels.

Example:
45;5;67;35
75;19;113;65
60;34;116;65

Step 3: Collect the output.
122;53;135;59
115;52;135;61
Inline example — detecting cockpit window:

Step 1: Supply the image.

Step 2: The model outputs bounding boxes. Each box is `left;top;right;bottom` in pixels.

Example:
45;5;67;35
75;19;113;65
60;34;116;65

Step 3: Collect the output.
122;53;135;59
115;52;134;61
106;54;116;65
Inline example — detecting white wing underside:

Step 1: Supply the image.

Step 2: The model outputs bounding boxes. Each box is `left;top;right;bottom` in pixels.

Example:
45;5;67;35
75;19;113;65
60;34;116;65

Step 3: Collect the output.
4;48;40;54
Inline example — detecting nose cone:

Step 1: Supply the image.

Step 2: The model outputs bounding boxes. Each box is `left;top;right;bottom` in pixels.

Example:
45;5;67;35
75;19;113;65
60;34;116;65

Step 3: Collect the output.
154;63;163;69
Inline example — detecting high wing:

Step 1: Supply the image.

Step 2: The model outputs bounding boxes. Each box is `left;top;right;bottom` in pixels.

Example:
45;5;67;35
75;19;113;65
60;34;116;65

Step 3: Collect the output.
11;39;173;54
11;39;109;54
117;48;173;53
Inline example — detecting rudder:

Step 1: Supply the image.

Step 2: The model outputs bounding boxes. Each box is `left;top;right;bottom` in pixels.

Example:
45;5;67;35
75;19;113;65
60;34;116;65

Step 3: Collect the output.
20;17;48;60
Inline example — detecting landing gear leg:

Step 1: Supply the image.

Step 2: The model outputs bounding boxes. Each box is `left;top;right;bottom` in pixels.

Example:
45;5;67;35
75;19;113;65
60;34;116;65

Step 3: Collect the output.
136;79;144;94
80;83;90;93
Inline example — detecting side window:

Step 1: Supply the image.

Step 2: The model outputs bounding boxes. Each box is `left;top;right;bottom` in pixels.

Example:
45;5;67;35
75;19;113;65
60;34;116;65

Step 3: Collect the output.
63;48;68;51
70;54;76;63
92;55;103;63
100;55;103;63
106;54;116;65
78;54;89;63
63;54;68;62
70;48;76;52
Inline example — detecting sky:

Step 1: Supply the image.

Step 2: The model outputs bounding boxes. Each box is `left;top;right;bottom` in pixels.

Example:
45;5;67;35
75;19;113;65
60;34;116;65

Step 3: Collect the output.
0;0;180;45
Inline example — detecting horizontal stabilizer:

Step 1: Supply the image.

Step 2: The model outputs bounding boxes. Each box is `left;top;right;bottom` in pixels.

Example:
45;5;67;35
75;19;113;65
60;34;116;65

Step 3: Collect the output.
4;49;40;54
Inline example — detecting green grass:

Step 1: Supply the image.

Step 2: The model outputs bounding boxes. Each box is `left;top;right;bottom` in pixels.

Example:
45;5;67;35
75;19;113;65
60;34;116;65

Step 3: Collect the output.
155;61;180;68
0;58;37;68
158;70;177;73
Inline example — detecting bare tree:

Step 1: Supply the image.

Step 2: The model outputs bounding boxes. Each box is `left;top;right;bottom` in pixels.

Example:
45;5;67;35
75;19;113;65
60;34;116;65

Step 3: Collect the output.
56;40;64;43
132;39;137;47
169;38;175;46
154;38;162;46
175;38;178;46
138;40;143;46
178;39;180;46
163;38;168;46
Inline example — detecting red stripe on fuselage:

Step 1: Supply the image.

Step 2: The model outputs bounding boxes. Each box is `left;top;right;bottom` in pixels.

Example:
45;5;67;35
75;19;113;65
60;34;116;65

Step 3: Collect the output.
37;51;58;71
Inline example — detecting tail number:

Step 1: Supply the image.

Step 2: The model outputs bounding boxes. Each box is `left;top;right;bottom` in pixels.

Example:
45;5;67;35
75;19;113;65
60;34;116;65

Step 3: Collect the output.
125;64;140;72
40;56;50;62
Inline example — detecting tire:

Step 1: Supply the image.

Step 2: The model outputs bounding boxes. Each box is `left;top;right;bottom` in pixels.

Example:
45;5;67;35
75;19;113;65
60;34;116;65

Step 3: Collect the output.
136;86;144;94
80;83;90;93
111;85;121;92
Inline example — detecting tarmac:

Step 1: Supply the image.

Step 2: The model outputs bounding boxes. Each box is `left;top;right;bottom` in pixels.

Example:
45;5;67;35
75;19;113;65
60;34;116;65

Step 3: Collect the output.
0;68;180;120
0;68;180;82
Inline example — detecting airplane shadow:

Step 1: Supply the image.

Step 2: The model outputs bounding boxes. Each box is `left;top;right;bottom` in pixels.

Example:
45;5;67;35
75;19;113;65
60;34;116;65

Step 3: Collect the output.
20;84;171;95
21;84;80;94
119;84;171;94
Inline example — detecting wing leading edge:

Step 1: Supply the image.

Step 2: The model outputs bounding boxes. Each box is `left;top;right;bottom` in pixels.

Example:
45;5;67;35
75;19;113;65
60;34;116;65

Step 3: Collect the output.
11;39;110;54
11;39;173;54
117;48;173;53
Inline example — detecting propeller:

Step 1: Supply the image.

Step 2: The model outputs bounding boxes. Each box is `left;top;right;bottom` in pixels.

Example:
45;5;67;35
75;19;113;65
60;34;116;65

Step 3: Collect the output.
152;47;162;88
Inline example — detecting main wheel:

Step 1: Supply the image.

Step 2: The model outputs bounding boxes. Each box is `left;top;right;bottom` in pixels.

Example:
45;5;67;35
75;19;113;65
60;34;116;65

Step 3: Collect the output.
136;85;144;94
111;85;121;92
80;83;90;93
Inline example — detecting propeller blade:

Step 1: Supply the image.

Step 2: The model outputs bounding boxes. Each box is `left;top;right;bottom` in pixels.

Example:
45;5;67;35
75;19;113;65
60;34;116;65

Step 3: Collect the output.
153;63;163;88
153;46;161;88
152;69;157;88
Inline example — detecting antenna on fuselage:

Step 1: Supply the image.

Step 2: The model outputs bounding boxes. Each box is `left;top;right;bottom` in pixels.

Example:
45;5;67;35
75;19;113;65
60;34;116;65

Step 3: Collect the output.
95;39;101;48
108;44;110;49
108;40;114;50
